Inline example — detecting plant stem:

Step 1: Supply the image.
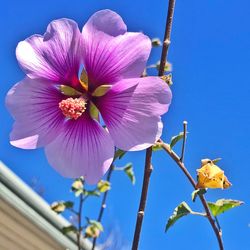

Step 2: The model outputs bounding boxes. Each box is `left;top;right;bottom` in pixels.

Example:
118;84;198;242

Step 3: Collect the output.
158;0;176;76
159;140;224;250
91;165;114;250
180;121;188;162
215;216;223;236
190;211;207;217
132;148;153;250
77;193;84;250
132;1;177;249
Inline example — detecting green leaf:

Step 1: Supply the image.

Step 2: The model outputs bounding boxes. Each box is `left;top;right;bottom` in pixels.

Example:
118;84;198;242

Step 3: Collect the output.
212;158;222;164
92;85;112;97
124;163;135;185
84;190;100;197
59;85;82;96
207;199;244;217
89;220;104;232
152;143;163;152
191;189;207;202
51;201;66;213
97;180;111;193
165;202;192;232
63;201;74;208
151;38;162;47
114;149;126;160
51;201;73;213
170;132;185;149
62;225;77;234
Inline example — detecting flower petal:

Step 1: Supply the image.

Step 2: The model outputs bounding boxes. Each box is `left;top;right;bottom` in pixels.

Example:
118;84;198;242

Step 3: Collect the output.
6;78;65;149
82;9;127;37
16;19;82;86
95;77;172;151
45;115;114;184
82;10;151;89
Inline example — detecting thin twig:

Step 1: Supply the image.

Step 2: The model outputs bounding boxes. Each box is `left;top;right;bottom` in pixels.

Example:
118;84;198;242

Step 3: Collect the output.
77;193;84;250
132;1;177;249
132;148;153;250
91;165;114;250
215;216;223;236
180;121;188;162
190;211;207;217
159;140;224;250
158;0;176;76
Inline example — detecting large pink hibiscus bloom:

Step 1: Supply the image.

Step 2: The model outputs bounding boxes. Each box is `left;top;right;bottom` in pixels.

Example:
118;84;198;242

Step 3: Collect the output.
6;10;172;184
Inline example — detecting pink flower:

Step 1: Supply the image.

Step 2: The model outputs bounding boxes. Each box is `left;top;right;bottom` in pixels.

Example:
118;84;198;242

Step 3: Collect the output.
6;10;172;184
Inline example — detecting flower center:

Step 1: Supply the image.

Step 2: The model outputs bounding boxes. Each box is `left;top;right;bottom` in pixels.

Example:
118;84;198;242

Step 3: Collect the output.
59;97;87;120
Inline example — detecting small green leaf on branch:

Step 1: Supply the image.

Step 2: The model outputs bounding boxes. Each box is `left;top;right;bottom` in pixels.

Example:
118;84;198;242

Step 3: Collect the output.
212;158;222;164
191;189;207;202
64;201;74;208
165;202;192;232
124;163;135;185
151;38;162;47
207;199;244;217
170;132;186;149
51;201;74;214
97;180;111;193
114;149;127;160
84;190;100;197
62;225;77;234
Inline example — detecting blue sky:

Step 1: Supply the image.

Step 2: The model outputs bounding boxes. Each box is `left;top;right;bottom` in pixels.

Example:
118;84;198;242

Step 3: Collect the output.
1;0;250;249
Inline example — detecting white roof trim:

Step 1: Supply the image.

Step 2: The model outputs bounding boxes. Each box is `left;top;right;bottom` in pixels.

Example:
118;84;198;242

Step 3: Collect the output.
0;161;94;250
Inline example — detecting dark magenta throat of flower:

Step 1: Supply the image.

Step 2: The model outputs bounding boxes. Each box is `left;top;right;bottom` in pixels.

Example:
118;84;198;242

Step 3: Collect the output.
58;68;112;121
